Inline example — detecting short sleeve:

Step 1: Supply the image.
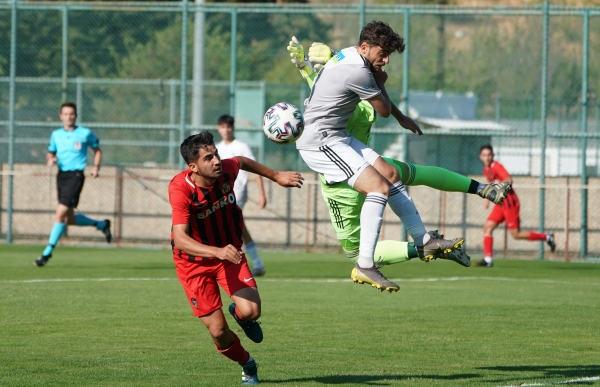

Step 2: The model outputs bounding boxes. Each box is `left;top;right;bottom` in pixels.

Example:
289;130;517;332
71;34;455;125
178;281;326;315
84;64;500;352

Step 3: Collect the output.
169;178;192;225
48;132;57;153
87;130;100;149
223;158;241;181
492;162;510;181
345;67;381;100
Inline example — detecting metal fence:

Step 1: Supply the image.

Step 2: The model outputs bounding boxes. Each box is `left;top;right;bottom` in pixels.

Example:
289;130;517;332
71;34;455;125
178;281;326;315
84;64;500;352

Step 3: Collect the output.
1;1;599;260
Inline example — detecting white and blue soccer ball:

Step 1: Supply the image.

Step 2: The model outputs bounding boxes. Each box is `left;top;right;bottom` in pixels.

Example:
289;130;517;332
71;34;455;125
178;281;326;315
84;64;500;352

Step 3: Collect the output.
262;102;304;145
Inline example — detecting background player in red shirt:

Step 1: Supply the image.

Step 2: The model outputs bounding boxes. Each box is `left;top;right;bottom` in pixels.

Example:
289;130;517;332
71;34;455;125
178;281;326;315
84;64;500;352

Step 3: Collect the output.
476;144;555;267
169;131;303;385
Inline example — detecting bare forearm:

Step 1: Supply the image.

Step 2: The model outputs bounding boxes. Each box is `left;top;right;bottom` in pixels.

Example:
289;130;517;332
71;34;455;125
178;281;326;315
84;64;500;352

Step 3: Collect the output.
235;156;278;182
174;233;220;258
376;82;392;111
391;104;404;122
256;175;265;195
93;149;102;167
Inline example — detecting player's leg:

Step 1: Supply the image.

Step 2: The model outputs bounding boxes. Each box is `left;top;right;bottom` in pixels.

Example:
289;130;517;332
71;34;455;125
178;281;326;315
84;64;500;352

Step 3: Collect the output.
320;176;416;265
475;212;501;267
382;157;511;204
241;225;265;276
369;155;465;260
199;309;258;385
300;142;398;292
65;172;111;242
35;203;70;267
505;206;556;252
178;263;258;385
220;256;263;344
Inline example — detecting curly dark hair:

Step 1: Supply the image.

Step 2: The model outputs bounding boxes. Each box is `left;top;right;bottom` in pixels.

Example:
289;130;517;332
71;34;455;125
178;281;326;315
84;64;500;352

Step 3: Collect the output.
180;131;215;164
358;21;405;54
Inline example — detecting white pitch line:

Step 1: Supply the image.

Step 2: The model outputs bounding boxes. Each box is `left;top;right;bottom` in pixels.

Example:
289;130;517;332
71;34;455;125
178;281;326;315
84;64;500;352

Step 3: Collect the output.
0;276;599;286
497;375;600;386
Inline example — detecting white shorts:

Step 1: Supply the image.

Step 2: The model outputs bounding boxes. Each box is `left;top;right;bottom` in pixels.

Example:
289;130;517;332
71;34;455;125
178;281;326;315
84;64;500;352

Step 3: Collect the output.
236;189;247;210
299;136;380;187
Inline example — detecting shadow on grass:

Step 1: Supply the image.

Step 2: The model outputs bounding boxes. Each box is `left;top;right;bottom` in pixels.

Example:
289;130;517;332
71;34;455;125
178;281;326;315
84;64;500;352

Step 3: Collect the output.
479;365;600;384
264;373;481;385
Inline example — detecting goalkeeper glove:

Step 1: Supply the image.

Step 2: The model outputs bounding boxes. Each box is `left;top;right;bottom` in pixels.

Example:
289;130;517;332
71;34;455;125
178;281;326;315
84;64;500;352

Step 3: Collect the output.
287;36;315;80
308;42;335;72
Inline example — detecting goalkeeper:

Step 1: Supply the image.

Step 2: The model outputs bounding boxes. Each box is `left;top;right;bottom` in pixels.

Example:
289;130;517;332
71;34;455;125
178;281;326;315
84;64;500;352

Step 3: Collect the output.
287;37;512;267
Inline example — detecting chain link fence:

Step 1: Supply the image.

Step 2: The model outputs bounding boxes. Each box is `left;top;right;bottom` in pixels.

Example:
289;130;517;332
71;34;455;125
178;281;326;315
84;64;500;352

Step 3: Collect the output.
1;1;599;260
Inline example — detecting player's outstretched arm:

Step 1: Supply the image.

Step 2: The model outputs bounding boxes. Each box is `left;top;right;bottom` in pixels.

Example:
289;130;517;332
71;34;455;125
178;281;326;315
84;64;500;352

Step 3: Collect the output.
235;156;304;188
172;224;243;264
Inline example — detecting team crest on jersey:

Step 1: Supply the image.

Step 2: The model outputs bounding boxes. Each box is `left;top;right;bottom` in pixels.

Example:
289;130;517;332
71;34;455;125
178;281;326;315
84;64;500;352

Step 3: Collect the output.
221;182;231;194
191;298;198;309
74;141;82;150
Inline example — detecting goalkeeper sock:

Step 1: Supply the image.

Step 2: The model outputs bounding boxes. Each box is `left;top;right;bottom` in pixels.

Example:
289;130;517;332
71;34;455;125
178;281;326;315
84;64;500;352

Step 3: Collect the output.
387;158;480;194
374;240;419;265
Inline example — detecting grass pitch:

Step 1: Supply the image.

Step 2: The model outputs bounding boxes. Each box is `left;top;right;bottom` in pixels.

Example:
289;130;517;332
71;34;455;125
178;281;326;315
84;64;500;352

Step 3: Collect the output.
1;245;599;387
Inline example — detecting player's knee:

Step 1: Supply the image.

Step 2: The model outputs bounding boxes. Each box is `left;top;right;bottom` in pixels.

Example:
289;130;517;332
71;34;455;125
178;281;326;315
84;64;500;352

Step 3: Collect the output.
208;325;229;343
235;302;261;321
384;167;400;184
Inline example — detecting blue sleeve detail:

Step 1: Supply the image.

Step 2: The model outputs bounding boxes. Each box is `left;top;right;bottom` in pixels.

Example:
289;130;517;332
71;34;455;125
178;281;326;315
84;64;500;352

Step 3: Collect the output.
87;129;100;149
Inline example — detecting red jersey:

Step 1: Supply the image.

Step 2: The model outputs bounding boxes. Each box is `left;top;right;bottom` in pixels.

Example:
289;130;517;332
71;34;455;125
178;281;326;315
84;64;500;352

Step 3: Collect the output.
168;158;244;263
483;160;519;208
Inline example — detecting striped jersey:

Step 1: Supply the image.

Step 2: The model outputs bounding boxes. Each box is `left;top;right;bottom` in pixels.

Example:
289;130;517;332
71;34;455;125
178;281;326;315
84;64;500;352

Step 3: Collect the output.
168;158;244;263
483;161;520;209
296;46;382;149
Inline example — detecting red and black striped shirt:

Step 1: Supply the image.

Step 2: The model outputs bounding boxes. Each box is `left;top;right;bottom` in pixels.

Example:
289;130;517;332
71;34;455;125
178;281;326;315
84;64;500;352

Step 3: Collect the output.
483;161;520;209
168;158;244;263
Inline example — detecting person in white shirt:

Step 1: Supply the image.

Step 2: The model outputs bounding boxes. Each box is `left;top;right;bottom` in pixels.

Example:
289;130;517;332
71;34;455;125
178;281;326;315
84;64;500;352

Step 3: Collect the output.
216;115;267;276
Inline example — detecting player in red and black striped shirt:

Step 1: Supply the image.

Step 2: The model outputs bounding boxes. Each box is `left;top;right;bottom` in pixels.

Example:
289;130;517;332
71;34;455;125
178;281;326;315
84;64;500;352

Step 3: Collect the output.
169;131;303;385
476;144;556;267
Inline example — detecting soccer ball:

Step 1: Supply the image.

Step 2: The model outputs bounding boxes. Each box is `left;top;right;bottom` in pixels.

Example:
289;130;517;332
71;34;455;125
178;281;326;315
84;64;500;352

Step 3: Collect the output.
262;102;304;145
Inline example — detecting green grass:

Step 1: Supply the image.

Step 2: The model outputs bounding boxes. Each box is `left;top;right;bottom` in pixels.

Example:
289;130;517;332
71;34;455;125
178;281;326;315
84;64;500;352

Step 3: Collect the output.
1;244;599;387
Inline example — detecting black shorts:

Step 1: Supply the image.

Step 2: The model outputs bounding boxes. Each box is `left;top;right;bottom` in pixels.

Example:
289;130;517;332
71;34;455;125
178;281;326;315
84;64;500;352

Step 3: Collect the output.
57;170;85;208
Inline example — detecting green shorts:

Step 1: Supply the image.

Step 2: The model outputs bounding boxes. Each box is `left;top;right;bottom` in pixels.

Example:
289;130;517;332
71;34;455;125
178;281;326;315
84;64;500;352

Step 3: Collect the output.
319;156;404;258
319;174;364;258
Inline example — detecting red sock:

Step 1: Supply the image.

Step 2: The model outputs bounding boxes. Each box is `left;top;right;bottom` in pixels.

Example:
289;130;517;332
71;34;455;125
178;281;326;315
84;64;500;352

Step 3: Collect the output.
483;236;493;257
528;232;547;241
234;306;245;321
217;332;250;365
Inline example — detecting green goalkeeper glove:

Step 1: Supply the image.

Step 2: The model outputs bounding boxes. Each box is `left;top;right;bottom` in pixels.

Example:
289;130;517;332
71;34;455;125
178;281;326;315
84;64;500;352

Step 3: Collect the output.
287;36;315;80
308;42;335;72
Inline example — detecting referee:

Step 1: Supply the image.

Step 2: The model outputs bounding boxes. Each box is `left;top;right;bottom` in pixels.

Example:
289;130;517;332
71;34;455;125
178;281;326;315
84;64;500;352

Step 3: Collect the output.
35;102;111;267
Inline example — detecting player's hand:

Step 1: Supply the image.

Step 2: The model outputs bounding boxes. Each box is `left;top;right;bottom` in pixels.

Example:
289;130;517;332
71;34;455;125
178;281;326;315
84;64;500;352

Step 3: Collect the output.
215;244;243;264
287;36;309;69
372;67;388;85
257;192;267;209
90;166;100;178
274;171;304;188
308;42;335;72
398;114;423;136
46;157;56;167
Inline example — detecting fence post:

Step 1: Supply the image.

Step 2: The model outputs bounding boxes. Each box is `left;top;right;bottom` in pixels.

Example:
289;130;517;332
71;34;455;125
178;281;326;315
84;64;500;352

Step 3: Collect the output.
192;0;205;130
358;0;366;31
6;0;18;243
76;77;83;122
400;8;411;242
229;7;237;116
579;9;589;259
538;0;549;260
495;96;501;122
178;0;189;170
169;79;177;166
61;5;68;103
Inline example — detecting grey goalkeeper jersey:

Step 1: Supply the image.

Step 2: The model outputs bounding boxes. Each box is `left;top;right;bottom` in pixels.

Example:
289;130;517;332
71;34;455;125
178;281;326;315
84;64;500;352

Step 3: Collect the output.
295;46;381;150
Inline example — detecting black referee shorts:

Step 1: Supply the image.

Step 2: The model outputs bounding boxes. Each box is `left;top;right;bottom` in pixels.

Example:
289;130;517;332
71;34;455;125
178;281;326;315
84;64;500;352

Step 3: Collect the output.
57;170;85;208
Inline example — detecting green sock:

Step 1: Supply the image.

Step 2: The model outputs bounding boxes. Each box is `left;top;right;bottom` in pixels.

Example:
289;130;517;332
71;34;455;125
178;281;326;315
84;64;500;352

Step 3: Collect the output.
382;157;479;193
373;240;419;265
